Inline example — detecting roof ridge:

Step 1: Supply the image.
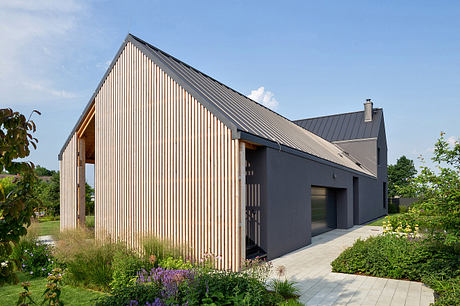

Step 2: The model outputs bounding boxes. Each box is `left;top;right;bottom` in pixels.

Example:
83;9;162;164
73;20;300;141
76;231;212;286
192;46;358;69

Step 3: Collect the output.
294;108;382;122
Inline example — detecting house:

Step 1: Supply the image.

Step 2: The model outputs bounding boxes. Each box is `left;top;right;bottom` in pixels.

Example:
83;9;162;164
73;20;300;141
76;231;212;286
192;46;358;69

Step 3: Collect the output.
59;34;387;271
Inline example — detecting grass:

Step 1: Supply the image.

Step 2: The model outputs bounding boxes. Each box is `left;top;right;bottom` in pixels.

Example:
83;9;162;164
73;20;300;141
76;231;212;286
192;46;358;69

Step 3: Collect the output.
34;216;95;237
36;220;60;236
366;213;401;226
0;273;106;306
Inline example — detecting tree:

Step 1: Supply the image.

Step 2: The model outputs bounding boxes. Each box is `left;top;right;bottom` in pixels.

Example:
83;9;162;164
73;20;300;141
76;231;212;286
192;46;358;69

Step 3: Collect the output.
387;133;460;248
388;155;417;197
34;165;57;177
0;108;40;285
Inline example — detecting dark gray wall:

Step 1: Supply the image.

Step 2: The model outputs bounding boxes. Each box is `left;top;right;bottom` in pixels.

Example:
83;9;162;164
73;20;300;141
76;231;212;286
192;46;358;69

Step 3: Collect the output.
263;147;361;259
335;138;378;176
247;114;388;261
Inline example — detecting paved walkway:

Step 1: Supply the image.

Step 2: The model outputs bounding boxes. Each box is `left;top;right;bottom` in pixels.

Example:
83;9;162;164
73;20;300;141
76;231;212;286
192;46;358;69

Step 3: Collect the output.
270;226;434;306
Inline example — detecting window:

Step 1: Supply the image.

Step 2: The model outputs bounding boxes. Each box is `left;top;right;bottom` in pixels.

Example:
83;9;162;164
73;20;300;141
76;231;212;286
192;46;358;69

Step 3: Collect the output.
377;147;381;165
383;182;387;209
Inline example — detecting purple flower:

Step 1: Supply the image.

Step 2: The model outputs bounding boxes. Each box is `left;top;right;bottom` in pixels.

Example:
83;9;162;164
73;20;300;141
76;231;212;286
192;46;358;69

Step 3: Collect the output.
24;250;28;253
22;264;25;268
30;271;33;275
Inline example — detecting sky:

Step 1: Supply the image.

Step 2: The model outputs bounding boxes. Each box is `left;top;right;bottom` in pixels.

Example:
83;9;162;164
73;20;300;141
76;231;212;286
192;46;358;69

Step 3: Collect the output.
1;0;459;185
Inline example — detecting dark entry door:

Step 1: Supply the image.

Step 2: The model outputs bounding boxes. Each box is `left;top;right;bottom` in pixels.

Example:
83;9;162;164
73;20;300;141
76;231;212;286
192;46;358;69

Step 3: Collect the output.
311;186;337;236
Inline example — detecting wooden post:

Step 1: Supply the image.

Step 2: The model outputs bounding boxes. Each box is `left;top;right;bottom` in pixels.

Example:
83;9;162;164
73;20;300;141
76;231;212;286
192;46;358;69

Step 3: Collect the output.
78;138;86;227
239;142;246;266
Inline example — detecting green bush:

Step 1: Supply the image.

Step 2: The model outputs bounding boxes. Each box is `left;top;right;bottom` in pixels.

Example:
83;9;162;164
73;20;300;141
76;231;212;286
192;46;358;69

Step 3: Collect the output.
332;235;458;280
423;275;460;306
399;205;409;213
95;284;162;305
332;235;459;305
157;256;193;270
10;231;55;277
388;201;399;214
110;249;152;290
185;270;271;305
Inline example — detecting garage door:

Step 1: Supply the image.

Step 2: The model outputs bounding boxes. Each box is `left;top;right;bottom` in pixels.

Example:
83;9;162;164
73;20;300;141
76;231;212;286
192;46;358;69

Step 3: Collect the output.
311;186;337;236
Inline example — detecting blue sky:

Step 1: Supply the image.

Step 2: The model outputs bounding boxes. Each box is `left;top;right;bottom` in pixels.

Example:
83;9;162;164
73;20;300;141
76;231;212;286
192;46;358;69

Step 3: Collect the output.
2;0;459;183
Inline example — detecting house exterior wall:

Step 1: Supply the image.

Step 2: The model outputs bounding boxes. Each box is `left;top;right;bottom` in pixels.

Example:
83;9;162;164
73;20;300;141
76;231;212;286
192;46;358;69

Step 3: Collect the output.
60;134;78;231
261;147;386;260
334;138;378;176
59;42;244;271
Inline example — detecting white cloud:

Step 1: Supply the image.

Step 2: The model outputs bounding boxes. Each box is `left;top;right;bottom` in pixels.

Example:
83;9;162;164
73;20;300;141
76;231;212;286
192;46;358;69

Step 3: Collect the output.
447;136;458;146
247;86;279;110
0;0;83;104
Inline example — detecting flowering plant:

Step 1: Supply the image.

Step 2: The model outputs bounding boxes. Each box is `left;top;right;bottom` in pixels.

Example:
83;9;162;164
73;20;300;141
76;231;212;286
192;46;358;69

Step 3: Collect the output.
20;242;55;277
43;268;63;306
136;267;194;303
17;281;35;306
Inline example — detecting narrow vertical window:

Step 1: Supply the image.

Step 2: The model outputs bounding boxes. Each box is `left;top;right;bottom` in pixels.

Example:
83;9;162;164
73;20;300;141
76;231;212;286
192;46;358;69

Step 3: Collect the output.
377;147;381;165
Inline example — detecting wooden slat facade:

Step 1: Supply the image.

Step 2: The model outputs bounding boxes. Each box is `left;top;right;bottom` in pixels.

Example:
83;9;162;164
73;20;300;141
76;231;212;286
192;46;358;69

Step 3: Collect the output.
59;42;245;270
60;134;78;231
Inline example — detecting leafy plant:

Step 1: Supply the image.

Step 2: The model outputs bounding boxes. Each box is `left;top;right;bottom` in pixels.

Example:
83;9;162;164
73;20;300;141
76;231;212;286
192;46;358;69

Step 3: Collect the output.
389;133;460;247
331;235;459;304
110;249;152;290
16;281;34;306
43;268;64;306
157;256;193;270
271;279;299;299
0;108;41;285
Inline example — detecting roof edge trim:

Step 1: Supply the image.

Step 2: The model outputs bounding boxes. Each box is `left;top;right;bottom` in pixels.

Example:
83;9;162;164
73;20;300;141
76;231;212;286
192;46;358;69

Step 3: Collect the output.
58;34;132;160
237;131;376;179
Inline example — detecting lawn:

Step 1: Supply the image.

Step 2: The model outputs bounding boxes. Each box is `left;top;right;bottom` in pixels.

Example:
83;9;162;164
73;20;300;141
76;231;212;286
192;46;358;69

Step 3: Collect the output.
365;213;401;226
36;220;60;236
1;273;106;306
34;216;94;236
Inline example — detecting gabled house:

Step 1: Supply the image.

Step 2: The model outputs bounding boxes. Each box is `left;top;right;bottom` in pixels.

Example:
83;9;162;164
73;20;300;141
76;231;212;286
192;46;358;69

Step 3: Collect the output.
59;34;387;271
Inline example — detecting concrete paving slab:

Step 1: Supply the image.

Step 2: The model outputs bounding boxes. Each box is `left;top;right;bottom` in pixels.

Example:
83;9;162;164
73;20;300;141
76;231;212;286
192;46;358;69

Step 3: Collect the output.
270;226;434;306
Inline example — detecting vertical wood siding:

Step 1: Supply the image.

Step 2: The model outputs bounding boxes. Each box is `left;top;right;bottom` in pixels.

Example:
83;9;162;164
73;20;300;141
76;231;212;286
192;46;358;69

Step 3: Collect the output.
93;42;242;270
60;134;78;230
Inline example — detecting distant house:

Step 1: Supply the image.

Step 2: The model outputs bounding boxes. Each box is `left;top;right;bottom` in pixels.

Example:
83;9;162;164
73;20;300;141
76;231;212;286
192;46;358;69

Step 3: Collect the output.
59;34;387;271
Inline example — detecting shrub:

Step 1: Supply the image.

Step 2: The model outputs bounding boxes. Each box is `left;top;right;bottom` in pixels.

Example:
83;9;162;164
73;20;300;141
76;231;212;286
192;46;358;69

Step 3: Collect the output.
185;270;270;305
399;205;409;213
97;257;300;305
332;235;460;305
10;228;55;277
332;235;458;280
95;284;162;305
388;201;399;213
157;256;193;270
110;249;152;290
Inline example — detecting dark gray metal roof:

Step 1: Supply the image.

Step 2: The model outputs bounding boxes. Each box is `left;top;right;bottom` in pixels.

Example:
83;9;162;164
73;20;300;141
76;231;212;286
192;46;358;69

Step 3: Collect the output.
59;34;374;177
293;109;383;142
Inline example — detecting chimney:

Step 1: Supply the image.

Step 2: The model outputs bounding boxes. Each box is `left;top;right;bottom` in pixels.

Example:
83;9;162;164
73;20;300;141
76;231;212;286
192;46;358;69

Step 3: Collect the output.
364;98;373;122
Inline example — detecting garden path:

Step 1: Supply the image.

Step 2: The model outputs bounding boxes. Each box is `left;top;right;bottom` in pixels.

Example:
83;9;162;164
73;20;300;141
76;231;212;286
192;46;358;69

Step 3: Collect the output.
270;225;434;306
